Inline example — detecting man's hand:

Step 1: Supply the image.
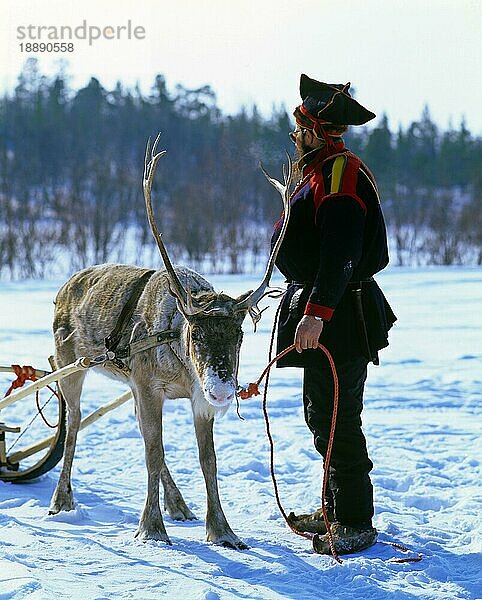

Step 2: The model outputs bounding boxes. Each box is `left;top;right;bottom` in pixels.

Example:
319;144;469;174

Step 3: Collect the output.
294;315;324;353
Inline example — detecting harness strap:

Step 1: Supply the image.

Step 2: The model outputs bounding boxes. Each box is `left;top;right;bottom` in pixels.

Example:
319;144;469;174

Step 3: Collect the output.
115;329;180;360
105;269;156;354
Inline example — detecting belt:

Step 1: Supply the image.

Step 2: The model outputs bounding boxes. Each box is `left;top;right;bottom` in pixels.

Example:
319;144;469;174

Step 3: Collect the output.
285;277;378;365
346;277;374;289
286;277;374;288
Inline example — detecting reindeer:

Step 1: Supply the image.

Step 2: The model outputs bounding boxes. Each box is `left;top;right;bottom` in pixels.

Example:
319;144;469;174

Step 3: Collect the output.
49;135;292;548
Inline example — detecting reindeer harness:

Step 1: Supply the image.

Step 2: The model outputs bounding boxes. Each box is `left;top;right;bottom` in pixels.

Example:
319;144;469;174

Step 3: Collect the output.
104;269;180;374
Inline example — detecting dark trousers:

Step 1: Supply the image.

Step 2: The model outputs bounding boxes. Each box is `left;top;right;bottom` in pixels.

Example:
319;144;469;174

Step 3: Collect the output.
303;355;374;527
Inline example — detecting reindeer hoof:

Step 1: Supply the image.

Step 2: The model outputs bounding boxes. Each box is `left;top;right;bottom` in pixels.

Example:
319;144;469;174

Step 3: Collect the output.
168;508;197;521
220;539;249;550
135;526;171;545
49;490;75;514
208;531;249;550
164;499;197;521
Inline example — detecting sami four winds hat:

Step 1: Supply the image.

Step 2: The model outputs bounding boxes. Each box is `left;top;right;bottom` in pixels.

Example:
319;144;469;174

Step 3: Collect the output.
300;74;376;126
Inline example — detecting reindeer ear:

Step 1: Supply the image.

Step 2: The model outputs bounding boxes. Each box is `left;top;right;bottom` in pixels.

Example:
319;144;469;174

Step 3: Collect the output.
234;290;253;304
233;291;253;325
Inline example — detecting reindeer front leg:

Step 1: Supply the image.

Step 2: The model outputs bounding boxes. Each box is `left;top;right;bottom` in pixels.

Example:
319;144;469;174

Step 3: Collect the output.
134;386;170;544
194;415;248;549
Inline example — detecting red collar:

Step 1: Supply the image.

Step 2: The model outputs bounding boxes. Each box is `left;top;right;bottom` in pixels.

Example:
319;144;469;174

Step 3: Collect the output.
299;139;346;179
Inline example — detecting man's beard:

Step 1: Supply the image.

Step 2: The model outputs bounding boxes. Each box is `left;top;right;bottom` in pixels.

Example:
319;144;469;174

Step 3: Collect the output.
292;138;320;182
295;138;312;159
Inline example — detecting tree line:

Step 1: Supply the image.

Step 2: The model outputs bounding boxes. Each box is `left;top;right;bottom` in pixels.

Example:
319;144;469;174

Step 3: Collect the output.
0;58;481;278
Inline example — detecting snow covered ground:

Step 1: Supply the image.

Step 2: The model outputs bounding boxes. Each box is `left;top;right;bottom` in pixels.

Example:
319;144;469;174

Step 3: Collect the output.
0;267;480;599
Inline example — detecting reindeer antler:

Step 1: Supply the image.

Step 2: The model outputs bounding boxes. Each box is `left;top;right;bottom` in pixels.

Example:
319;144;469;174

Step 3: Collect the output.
143;133;212;317
235;152;293;326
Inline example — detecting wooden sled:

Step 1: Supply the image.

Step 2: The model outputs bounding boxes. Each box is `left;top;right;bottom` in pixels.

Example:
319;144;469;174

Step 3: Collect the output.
0;355;132;482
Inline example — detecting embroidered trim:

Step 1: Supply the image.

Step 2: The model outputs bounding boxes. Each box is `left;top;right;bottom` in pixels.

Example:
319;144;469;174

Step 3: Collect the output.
330;155;347;194
340;154;361;195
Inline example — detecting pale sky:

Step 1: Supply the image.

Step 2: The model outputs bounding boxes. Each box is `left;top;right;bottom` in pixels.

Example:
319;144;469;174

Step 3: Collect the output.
2;0;481;132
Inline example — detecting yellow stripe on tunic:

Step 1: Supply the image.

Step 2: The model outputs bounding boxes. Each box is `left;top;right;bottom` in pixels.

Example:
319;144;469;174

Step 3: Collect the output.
330;155;347;194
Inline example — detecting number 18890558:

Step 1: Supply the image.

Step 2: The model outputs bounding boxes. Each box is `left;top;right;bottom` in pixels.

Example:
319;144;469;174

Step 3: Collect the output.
19;42;74;52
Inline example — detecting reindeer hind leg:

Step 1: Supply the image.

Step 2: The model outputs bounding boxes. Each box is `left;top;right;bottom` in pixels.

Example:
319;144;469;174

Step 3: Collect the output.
48;369;85;514
161;459;197;521
49;326;85;514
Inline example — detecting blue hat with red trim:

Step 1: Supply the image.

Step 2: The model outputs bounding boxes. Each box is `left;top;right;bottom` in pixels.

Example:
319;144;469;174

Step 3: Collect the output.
300;74;375;126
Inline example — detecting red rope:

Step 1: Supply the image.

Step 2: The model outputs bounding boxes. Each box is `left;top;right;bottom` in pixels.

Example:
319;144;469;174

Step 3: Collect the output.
239;329;422;563
239;341;342;562
380;541;423;563
35;385;60;428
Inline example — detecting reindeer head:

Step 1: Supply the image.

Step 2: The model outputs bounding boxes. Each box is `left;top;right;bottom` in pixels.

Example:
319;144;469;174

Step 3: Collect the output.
143;134;292;409
183;293;245;408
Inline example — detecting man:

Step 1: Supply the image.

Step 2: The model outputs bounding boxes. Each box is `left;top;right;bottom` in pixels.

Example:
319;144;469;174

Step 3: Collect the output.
271;74;396;555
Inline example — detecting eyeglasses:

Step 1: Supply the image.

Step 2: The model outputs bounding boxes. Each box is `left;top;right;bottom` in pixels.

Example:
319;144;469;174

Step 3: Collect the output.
289;128;307;142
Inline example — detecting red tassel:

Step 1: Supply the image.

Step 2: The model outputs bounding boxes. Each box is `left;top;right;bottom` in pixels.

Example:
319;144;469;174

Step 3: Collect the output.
238;382;260;399
4;365;37;397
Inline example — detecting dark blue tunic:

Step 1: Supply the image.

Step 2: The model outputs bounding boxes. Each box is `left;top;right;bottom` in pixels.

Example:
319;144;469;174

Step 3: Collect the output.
272;144;396;367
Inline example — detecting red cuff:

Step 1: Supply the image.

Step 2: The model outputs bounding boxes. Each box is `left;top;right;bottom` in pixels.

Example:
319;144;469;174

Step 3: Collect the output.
304;302;334;321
